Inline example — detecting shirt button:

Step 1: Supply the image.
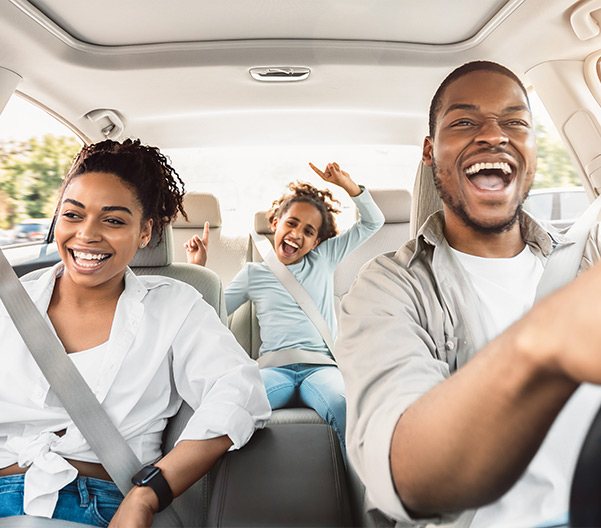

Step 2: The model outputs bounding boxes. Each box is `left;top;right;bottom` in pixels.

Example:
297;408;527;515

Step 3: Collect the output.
446;340;455;351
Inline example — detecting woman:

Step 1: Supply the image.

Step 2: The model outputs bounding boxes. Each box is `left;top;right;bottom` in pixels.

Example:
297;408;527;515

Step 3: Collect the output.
0;139;270;527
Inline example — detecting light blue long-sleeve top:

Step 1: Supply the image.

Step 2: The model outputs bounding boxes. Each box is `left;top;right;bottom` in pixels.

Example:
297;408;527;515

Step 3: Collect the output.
225;188;385;357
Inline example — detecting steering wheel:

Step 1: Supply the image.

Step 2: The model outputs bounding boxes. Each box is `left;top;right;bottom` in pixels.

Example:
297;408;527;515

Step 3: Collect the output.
570;403;601;527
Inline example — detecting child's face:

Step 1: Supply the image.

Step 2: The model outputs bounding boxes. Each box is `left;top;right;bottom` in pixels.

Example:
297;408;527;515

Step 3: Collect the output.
271;201;322;265
54;171;152;291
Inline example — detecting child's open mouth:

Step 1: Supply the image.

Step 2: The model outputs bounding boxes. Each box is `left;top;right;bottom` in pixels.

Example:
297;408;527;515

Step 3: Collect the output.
281;239;299;257
69;249;112;269
465;161;514;191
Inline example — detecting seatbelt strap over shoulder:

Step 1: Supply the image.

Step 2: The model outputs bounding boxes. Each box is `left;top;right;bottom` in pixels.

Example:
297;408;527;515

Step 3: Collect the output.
535;194;601;302
0;252;181;527
250;230;336;359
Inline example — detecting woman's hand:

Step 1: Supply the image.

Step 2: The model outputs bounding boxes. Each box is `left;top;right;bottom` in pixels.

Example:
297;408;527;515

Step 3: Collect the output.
108;486;157;528
309;162;362;197
184;221;210;267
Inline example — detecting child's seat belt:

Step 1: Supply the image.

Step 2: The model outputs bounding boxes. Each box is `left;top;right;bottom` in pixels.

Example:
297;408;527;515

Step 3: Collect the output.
0;251;181;527
250;230;337;368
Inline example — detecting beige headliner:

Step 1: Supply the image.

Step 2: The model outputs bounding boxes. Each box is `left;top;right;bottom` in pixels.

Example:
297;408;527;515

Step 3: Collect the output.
0;0;600;148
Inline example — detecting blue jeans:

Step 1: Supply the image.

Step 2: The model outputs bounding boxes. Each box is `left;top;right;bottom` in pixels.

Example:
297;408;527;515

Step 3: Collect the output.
261;364;346;457
0;474;123;527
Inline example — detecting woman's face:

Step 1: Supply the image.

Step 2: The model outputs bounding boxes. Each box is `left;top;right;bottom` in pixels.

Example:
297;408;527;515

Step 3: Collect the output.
54;171;152;291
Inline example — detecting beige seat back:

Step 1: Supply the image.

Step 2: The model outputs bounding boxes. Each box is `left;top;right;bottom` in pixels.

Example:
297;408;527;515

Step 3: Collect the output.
172;192;249;287
227;212;272;359
333;188;412;315
410;161;443;238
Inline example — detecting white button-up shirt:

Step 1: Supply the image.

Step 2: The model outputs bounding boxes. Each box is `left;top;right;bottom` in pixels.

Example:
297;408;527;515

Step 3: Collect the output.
0;264;271;518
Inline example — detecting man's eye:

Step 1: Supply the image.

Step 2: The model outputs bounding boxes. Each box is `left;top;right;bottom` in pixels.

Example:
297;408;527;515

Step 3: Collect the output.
505;120;529;127
451;120;474;127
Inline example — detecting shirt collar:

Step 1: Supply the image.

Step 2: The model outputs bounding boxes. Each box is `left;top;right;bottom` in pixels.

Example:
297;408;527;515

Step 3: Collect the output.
407;209;570;267
17;262;172;311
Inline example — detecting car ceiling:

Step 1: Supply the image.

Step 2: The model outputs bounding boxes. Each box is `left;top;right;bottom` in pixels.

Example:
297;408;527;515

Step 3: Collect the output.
1;0;600;148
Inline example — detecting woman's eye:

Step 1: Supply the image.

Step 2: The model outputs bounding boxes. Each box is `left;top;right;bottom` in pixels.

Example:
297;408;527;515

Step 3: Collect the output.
106;218;125;225
62;212;80;219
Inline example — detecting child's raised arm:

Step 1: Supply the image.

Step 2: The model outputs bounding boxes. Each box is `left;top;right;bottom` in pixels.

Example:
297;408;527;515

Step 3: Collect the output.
309;162;362;197
184;221;210;267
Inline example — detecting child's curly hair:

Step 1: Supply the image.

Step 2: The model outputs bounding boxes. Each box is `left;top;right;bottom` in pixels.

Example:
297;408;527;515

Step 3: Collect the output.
60;138;187;240
267;181;341;241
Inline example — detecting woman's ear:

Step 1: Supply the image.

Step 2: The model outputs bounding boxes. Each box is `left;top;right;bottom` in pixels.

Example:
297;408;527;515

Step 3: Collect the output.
139;219;153;248
311;238;321;250
270;217;278;232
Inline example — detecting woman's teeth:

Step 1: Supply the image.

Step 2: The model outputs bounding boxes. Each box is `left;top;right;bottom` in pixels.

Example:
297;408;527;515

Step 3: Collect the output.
72;250;110;268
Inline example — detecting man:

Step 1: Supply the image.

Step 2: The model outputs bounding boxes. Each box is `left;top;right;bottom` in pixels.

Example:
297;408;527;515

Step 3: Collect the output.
336;60;601;527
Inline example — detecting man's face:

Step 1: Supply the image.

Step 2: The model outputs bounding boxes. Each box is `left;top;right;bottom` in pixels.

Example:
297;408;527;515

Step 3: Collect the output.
423;70;537;235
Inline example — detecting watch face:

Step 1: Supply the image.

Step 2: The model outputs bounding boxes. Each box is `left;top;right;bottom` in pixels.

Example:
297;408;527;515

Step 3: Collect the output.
135;465;161;485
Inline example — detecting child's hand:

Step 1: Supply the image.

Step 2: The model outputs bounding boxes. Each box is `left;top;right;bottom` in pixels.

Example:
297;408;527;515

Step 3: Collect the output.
309;162;362;197
184;221;210;267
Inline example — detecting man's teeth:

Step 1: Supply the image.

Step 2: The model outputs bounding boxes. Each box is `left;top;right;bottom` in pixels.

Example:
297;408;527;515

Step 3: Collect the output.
465;162;511;176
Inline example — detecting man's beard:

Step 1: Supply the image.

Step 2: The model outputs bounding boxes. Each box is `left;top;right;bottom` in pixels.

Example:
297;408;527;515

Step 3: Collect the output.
431;158;529;236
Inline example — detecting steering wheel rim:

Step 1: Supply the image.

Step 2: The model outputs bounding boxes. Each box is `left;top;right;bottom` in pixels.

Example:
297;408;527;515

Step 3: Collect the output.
569;402;601;527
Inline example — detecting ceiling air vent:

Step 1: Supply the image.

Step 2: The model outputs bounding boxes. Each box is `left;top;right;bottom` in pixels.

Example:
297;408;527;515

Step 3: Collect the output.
249;67;310;82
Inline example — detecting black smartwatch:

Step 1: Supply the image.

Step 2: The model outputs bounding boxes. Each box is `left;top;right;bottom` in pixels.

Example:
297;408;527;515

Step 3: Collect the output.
131;465;173;512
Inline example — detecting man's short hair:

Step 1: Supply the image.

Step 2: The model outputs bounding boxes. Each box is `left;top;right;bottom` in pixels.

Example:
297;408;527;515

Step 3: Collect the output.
428;60;530;137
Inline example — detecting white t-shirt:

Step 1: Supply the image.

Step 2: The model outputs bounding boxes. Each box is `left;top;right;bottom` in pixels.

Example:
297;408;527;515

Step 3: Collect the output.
452;245;601;528
450;244;543;340
0;264;271;518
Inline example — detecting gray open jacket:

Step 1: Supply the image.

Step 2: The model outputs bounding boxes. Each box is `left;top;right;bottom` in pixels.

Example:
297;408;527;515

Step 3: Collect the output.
336;210;601;526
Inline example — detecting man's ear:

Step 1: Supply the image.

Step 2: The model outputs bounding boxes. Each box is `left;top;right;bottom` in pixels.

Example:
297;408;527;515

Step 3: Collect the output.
422;136;434;167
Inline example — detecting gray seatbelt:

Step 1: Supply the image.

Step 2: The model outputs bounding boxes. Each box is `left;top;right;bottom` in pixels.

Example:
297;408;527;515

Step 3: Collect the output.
535;194;601;302
257;348;337;369
250;230;337;365
0;250;181;527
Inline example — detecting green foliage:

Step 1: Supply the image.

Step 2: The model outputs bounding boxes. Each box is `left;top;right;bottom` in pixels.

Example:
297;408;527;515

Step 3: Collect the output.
533;124;581;190
0;134;80;229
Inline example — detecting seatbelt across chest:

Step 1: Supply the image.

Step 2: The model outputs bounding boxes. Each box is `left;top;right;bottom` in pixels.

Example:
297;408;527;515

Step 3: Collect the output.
535;194;601;302
0;252;181;527
250;230;337;368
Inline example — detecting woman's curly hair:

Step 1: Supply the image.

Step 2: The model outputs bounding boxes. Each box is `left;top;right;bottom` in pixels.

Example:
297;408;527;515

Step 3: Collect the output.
60;138;187;239
267;181;341;242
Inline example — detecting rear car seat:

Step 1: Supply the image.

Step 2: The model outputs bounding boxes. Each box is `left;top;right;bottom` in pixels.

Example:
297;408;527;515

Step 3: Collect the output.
410;161;442;238
334;188;412;316
171;192;249;287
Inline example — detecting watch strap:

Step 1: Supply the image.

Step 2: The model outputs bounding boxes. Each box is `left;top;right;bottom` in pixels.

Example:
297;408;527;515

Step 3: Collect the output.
132;465;173;513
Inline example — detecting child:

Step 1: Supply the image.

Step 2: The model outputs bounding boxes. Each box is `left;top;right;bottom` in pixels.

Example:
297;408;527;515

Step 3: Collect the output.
0;139;270;526
185;162;384;455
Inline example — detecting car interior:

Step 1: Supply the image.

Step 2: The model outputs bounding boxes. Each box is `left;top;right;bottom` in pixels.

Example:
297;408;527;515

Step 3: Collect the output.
3;0;601;526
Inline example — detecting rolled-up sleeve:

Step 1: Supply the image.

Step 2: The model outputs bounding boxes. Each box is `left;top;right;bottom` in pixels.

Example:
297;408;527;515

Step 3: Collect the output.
171;297;271;450
336;253;452;522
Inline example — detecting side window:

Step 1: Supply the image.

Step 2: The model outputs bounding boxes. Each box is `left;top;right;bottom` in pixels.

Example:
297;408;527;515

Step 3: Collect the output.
523;91;586;227
0;95;82;248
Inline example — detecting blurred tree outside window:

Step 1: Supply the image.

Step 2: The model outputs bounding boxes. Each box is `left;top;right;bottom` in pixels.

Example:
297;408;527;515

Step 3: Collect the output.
0;96;81;246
